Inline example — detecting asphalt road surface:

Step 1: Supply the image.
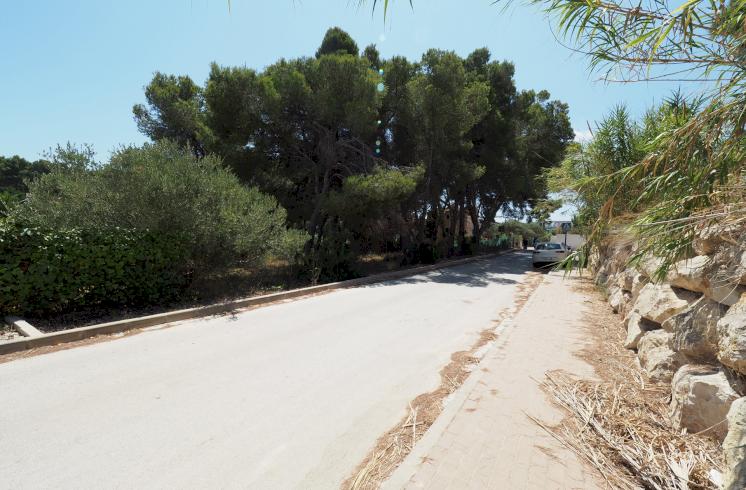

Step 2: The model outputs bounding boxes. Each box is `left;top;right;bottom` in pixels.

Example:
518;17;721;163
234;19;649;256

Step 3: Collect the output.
0;252;531;489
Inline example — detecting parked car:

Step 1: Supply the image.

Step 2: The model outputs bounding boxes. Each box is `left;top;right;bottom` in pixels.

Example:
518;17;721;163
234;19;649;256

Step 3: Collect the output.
532;242;570;267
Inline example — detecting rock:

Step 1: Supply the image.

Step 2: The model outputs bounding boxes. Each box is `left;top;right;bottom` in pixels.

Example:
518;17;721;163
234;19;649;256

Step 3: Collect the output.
723;397;746;490
619;291;634;318
638;330;685;382
638;255;664;280
707;245;746;304
632;283;699;325
663;296;727;362
604;240;633;273
608;286;625;314
668;255;711;292
594;263;610;287
617;270;633;291
624;311;660;350
667;255;745;306
709;285;746;307
631;273;648;299
693;231;723;256
670;365;739;441
718;293;746;375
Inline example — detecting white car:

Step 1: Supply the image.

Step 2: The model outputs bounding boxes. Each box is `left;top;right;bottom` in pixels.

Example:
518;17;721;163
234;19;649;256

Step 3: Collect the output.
532;242;570;267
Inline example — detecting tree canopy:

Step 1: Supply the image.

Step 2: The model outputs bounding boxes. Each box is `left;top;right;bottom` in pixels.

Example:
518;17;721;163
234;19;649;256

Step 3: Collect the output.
132;27;573;275
0;155;50;213
315;26;359;58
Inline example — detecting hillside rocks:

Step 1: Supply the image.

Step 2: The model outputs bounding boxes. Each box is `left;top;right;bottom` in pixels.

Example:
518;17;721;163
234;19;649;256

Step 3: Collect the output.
624;311;659;350
631;273;648;298
723;397;746;490
638;330;685;382
608;286;631;314
637;255;660;279
670;365;739;441
632;283;699;324
608;285;623;313
664;297;727;363
595;233;746;481
668;247;746;306
668;256;710;292
718;294;746;375
693;228;724;256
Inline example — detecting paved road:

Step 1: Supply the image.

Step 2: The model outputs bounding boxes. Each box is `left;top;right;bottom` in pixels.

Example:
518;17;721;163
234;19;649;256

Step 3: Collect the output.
0;253;531;489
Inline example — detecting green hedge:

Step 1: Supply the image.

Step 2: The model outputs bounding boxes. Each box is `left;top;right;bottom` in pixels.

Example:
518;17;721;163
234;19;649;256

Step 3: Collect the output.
0;224;190;316
480;234;511;250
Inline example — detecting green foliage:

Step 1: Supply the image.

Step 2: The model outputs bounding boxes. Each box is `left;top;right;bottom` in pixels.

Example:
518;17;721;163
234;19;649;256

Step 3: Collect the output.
0;223;189;315
316;27;359;58
528;198;562;225
515;0;746;276
326;166;422;231
546;105;646;231
363;1;746;282
0;155;50;196
363;44;382;70
133;73;211;157
494;220;550;242
480;233;512;250
304;225;359;283
0;155;51;214
405;49;491;253
14;141;306;274
465;51;574;237
133;28;573;278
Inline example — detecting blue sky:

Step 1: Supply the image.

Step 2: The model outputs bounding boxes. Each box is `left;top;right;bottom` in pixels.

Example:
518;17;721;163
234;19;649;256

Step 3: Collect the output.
2;0;685;161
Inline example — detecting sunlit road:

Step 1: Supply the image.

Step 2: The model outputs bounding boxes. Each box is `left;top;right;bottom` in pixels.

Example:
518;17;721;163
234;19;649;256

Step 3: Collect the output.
0;253;532;489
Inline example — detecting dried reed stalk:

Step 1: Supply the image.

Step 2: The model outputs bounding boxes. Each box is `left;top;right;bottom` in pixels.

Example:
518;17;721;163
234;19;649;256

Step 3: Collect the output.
534;280;724;489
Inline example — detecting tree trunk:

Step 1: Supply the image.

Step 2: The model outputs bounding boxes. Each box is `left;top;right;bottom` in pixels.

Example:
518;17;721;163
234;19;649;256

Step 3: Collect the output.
466;189;481;248
305;167;331;254
448;200;459;256
458;196;467;254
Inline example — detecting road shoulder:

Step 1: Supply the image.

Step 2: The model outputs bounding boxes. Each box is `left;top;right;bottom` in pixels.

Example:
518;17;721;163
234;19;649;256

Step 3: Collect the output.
384;272;603;489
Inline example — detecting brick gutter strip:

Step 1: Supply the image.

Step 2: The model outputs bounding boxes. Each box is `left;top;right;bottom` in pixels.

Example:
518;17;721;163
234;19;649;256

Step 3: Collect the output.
0;251;513;356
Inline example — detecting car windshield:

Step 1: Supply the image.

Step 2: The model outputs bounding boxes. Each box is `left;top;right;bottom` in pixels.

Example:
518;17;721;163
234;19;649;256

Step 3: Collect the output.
536;243;562;250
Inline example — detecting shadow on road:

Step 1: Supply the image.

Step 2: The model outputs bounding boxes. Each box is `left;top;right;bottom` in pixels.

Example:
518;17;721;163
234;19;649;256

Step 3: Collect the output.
366;252;532;289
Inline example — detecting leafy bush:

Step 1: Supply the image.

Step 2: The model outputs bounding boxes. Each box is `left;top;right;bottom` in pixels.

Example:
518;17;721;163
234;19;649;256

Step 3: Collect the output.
12;141;307;274
304;225;359;284
0;223;189;315
495;220;550;242
481;234;511;250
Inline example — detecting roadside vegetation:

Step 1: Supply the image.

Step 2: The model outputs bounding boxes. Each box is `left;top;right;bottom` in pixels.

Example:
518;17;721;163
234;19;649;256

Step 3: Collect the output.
533;0;745;278
364;0;745;274
0;27;572;321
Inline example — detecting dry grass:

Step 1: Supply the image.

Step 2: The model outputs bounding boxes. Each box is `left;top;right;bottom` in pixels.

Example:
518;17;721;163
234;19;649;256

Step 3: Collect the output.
0;324;20;343
533;279;724;490
343;271;545;490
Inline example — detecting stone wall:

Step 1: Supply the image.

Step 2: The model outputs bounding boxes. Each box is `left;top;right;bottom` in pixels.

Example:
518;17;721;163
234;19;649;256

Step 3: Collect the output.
593;231;746;489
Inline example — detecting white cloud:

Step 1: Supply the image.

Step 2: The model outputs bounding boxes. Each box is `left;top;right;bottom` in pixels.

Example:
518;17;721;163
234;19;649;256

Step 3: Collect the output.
573;128;593;143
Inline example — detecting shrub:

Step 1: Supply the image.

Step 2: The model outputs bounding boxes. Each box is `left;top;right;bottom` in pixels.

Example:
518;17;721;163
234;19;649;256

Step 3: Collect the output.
0;223;189;315
304;225;359;284
495;220;550;242
12;141;307;274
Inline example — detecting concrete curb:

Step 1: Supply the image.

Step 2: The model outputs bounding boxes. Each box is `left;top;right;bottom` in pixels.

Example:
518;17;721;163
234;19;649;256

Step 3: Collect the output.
0;250;514;356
